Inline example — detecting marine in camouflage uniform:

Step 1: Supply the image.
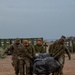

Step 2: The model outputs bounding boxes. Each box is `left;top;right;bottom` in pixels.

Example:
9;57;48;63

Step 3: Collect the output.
23;40;35;75
49;36;71;75
4;38;32;75
34;38;45;53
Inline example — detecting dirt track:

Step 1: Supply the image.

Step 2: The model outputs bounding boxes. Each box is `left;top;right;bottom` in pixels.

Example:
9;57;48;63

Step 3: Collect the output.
0;53;75;75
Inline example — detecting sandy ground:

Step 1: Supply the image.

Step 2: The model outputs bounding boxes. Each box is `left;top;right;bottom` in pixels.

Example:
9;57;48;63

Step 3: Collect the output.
0;53;75;75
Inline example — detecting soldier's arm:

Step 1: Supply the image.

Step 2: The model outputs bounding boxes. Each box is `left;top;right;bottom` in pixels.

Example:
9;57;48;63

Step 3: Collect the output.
4;44;13;54
31;45;35;57
65;45;71;60
49;44;53;54
34;45;37;53
23;47;33;59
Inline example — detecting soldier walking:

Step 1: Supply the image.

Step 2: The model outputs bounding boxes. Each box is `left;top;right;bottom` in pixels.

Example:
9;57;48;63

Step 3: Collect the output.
49;36;71;75
23;40;35;75
34;38;45;53
4;38;32;75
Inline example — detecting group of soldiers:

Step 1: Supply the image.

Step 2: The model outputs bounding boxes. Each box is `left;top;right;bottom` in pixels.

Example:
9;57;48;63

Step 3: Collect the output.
3;35;71;75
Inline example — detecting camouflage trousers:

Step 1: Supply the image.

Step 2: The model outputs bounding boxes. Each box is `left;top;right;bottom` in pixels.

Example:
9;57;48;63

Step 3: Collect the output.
25;59;33;75
56;57;65;75
12;59;25;75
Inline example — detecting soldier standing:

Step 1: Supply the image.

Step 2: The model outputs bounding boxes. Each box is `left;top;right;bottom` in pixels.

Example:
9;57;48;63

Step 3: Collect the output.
34;38;45;53
4;38;32;75
23;40;35;75
49;36;71;75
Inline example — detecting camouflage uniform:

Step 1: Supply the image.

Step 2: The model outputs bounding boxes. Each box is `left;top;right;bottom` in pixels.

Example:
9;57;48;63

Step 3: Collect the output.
34;38;45;53
23;40;35;75
34;45;45;53
49;36;71;75
4;38;32;75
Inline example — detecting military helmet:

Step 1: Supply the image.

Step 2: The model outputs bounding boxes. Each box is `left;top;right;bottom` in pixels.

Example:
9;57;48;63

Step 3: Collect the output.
59;35;66;43
60;35;66;39
15;38;21;44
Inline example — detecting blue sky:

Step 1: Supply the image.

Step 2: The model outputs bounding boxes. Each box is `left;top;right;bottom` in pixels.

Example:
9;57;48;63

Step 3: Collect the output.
0;0;75;39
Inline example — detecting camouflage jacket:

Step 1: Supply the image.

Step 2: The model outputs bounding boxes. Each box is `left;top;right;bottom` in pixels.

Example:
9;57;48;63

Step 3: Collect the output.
34;44;45;53
49;40;71;59
24;44;35;58
4;43;32;60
